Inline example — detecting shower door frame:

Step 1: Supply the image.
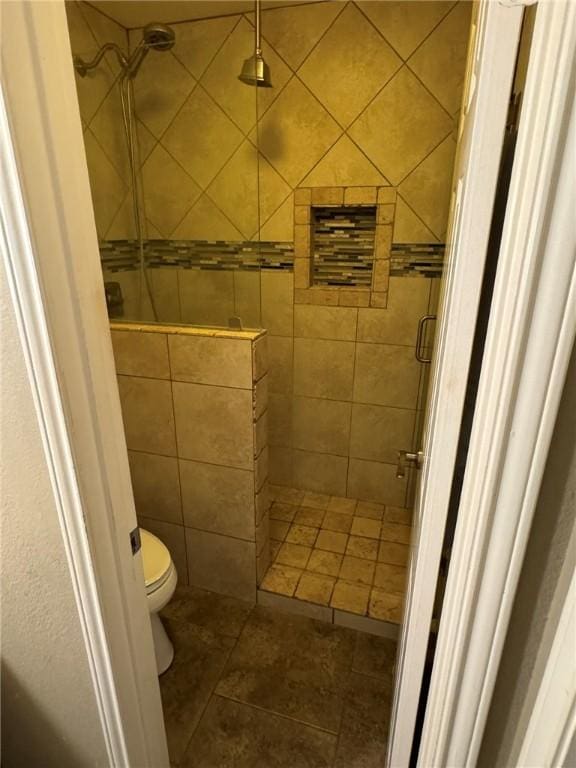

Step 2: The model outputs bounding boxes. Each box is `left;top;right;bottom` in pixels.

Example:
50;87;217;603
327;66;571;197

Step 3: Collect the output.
2;2;575;768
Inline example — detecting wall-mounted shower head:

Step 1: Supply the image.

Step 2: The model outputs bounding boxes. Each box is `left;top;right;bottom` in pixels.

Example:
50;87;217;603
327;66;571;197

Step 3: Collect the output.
142;23;176;52
126;22;176;78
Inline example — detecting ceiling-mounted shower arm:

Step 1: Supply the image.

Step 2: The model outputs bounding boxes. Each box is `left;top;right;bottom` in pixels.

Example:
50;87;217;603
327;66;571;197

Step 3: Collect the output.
73;43;128;77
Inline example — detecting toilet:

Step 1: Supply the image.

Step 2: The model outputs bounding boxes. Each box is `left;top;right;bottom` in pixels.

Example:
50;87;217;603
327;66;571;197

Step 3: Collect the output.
140;528;177;675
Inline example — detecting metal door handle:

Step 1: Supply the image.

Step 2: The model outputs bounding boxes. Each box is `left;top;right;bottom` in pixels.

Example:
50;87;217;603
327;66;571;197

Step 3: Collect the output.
397;450;423;478
415;315;436;363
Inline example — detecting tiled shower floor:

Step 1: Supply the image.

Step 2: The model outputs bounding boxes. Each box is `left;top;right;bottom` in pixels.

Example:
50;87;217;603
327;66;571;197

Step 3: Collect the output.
261;486;412;627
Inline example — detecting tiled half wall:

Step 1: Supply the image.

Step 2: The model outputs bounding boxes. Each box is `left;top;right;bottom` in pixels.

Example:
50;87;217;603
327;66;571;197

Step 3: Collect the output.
110;323;270;601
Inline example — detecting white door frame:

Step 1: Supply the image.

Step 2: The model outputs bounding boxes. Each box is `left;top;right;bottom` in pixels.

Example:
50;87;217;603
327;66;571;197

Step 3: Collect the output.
0;3;169;766
419;1;576;765
387;2;525;764
1;2;574;767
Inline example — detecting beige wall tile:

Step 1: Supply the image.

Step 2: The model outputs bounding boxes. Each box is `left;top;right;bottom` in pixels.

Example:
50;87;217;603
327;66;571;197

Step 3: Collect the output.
179;459;255;540
162;85;244;188
348;458;407;507
333;609;399;639
261;271;294;337
171;15;238;79
173;382;253;469
268;336;294;394
173;194;244;241
138;516;188;586
128;451;182;524
186;528;256;602
302;491;331;509
294;339;355;400
408;2;472;115
252;334;269;383
269;446;293;487
141;144;201;237
233;271;262;330
179;270;235;327
257;589;334;623
254;411;268;458
253;374;268;421
302;135;387;188
117;375;176;456
292;397;351;456
111;330;170;379
259;2;342;70
255;483;270;526
357;1;455;60
148;269;181;324
257;77;341;188
299;4;401;128
353;343;421;409
348;67;453;186
357;278;431;346
294;305;358;341
393;196;439;244
168;334;253;388
268;394;292;448
293;449;348;497
399;136;457;239
254;445;269;491
350;403;416;464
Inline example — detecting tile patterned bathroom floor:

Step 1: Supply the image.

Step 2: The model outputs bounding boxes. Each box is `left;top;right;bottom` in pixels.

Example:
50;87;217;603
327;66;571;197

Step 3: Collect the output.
261;486;413;626
160;585;396;767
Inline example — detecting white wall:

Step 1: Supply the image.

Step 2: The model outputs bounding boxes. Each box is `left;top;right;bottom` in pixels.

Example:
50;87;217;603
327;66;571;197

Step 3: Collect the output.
478;341;576;766
0;264;108;767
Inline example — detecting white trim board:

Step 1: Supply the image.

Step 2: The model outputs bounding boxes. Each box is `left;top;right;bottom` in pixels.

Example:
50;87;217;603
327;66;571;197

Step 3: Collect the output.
0;3;169;765
418;2;576;765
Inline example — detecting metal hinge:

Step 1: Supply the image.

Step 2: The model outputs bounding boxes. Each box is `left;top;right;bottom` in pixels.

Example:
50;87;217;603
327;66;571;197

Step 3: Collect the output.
129;527;141;555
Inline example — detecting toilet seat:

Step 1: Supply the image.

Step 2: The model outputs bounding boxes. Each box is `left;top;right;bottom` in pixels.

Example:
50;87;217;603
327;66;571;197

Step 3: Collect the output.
141;528;172;594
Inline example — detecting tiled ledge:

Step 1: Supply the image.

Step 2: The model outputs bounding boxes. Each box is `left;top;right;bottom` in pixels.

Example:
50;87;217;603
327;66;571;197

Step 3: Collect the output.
110;320;265;341
256;588;399;640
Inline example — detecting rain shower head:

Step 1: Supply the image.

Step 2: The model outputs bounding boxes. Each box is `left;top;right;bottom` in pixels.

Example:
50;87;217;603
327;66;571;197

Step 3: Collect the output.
238;0;272;88
238;51;272;88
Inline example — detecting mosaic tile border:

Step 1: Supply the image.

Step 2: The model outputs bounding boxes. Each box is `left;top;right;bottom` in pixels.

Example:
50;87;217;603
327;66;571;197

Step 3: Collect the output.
99;240;445;277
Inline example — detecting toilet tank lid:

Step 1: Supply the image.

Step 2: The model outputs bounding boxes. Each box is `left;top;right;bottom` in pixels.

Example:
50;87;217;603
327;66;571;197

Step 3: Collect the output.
140;528;171;588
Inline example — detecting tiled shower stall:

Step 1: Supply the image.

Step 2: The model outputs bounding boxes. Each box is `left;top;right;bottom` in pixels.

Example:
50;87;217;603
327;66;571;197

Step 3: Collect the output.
67;0;470;616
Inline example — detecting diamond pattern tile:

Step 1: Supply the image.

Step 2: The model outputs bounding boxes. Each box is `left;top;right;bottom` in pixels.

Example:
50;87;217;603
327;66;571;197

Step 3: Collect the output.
302;135;388;188
141;144;201;237
260;2;343;71
173;194;244;241
201;17;260;135
356;0;455;60
134;52;196;139
349;66;453;185
172;15;239;79
207;140;291;239
299;4;401;129
393;196;439;244
163;86;244;189
408;2;472;115
83;129;127;235
399;136;457;239
90;87;130;182
258;77;342;188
